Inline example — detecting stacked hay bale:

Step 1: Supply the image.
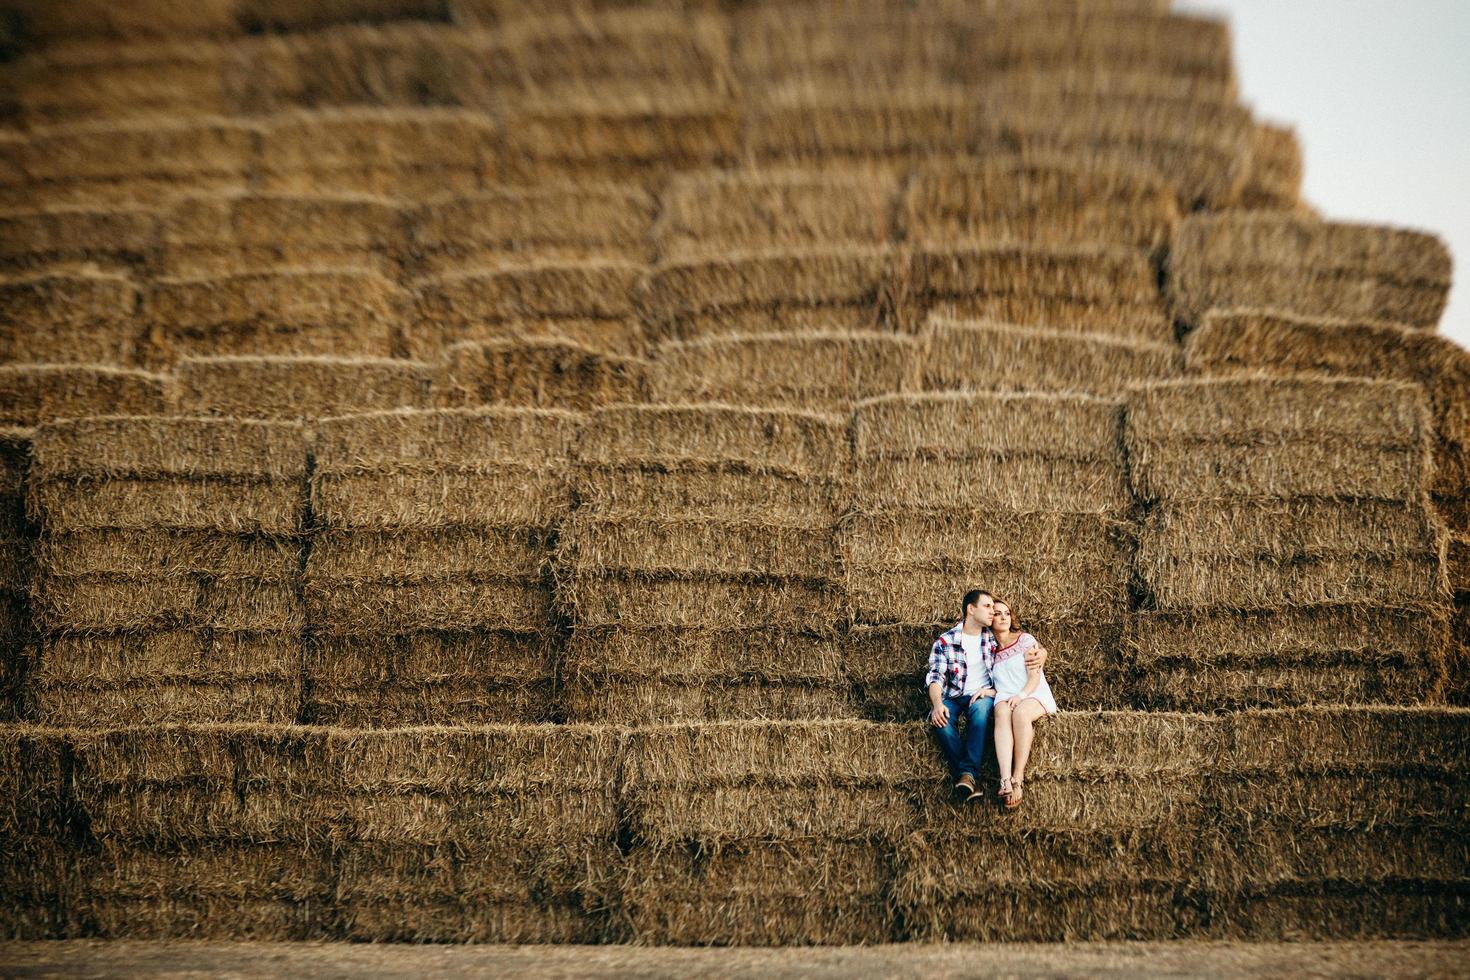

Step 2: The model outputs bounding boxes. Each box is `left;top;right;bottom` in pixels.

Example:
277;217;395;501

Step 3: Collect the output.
895;712;1222;939
1168;214;1453;330
0;270;143;364
843;392;1134;718
1239;123;1304;211
304;408;576;725
649;332;914;413
0;364;169;428
1123;377;1451;709
655;168;897;260
26;417;307;724
642;247;894;343
1205;708;1470;937
0;205;157;276
0;431;33;719
1184;310;1470;701
433;339;645;412
914;316;1182;398
620;720;927;943
140;268;404;364
897;240;1174;343
557;405;855;724
160;192;404;278
173;355;433;420
0;727;77;938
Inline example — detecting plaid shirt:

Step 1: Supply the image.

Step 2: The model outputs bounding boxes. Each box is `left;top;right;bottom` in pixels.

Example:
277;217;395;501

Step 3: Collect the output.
924;621;996;700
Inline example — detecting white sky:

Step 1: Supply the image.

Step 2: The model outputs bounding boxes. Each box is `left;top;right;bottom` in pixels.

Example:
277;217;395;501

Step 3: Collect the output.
1174;0;1470;351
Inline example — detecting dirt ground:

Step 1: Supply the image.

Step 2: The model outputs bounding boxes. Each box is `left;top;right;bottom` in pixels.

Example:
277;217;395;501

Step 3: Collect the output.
2;941;1468;979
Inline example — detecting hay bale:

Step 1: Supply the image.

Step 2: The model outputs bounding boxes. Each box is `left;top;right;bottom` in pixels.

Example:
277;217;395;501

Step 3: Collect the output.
35;575;302;632
899;153;1181;252
898;241;1173;342
256;108;499;198
30;628;298;685
30;479;303;535
502;10;731;96
0;270;143;364
745;88;983;166
409;261;642;359
18;118;256;207
434;339;645;411
502;91;739;185
1124;376;1431;502
174;355;432;420
0;205;157;275
1199;884;1470;941
0;365;168;428
1126;605;1451;711
306;579;550;633
656;168;897;260
160;192;404;278
304;630;555;726
1240;122;1304;210
623;720;928;844
141;269;402;363
0;0;240;47
1168;213;1453;329
310;527;551;581
1449;533;1470;594
621;840;894;944
916;317;1181;397
650;332;913;412
30;415;306;483
575;462;842;522
409;184;655;275
35;529;299;579
0;725;77;938
31;676;301;726
558;515;835;582
560;573;839;632
642;246;893;343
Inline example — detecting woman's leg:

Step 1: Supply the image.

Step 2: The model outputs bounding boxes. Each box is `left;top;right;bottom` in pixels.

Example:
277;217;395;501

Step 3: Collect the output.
992;700;1015;785
1011;699;1049;784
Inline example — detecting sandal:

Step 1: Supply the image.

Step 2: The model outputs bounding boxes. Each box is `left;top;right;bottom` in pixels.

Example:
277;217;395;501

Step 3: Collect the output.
1004;777;1024;809
998;776;1012;800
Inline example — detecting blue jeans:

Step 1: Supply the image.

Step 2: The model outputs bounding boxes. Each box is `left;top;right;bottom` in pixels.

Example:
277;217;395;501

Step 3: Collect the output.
931;694;994;781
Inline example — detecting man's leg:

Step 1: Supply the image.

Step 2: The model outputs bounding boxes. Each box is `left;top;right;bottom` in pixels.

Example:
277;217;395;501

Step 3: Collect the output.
929;696;968;782
962;695;995;783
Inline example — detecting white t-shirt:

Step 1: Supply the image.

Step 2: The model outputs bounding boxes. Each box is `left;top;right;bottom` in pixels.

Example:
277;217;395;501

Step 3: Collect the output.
959;630;986;697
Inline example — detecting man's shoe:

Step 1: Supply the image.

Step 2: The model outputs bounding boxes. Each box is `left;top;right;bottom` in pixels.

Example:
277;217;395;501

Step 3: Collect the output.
953;773;976;796
966;786;989;805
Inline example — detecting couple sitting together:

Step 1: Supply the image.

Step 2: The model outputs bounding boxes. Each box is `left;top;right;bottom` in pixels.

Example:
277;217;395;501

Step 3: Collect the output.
926;589;1057;808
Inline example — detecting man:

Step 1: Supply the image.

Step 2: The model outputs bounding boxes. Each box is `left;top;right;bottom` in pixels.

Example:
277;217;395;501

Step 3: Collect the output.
926;589;1047;804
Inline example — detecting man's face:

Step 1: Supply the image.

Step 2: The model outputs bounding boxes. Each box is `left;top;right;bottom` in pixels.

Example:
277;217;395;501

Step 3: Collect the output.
970;594;995;627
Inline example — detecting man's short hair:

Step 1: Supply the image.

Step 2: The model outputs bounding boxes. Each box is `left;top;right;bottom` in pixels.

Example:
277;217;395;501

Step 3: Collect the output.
961;588;992;618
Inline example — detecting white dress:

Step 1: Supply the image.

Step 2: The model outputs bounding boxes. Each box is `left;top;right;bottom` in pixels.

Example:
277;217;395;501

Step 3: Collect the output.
991;632;1058;714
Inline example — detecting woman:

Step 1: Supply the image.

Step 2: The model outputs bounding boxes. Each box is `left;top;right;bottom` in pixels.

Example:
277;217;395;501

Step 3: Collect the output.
990;599;1057;808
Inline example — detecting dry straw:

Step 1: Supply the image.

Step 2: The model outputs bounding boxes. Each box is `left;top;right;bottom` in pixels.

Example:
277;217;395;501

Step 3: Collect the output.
642;246;893;343
256;108;500;199
574;462;843;522
916;317;1181;397
36;529;299;579
0;206;158;274
0;270;142;364
434;338;646;412
650;332;913;412
0;365;168;428
1168;213;1453;328
656;168;896;260
898;153;1181;252
408;184;655;274
174;355;433;420
845;554;1129;624
160;192;405;278
1239;123;1304;210
30;415;306;482
16;118;257;208
560;573;839;632
745;87;984;165
558;516;836;580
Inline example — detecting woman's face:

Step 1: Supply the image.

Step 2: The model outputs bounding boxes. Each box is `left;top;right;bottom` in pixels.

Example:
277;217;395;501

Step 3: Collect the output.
993;603;1012;633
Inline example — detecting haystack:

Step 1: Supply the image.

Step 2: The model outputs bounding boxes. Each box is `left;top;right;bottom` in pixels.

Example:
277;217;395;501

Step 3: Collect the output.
256;108;499;198
655;168;896;260
173;355;433;420
0;270;143;364
306;408;577;724
26;416;306;724
898;154;1181;253
141;269;402;364
0;364;168;428
1168;213;1453;329
642;246;894;343
13;118;257;208
411;260;644;358
915;316;1181;397
408;184;655;276
0;205;158;275
560;404;852;723
897;241;1174;343
160;192;405;278
1239;123;1304;211
1185;308;1470;534
649;332;913;413
745;87;982;168
895;711;1222;940
434;338;646;412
